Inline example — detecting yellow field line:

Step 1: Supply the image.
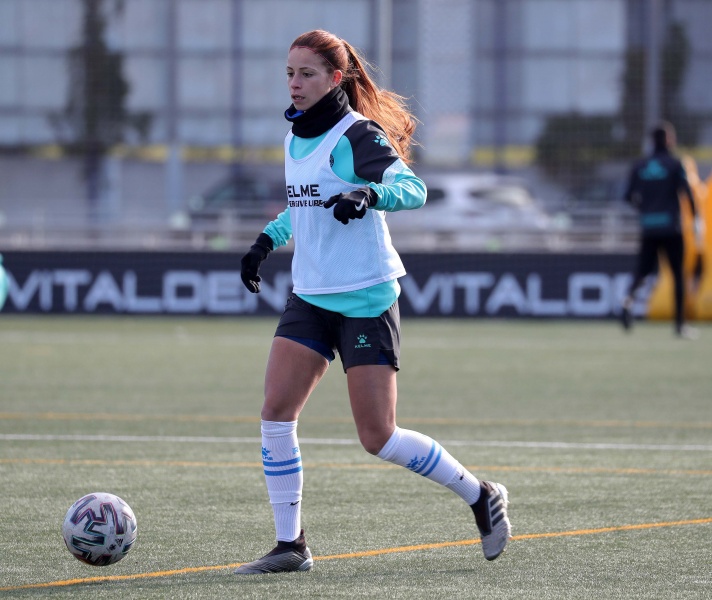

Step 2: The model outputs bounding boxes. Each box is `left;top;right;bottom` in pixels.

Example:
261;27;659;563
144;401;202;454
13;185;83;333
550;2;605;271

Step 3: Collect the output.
1;412;711;429
1;456;710;476
315;518;712;560
1;518;710;592
0;412;260;424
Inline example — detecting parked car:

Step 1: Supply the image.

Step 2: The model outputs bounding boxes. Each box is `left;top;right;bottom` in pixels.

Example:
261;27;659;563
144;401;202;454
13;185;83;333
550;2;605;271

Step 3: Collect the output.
174;166;287;232
386;172;553;234
171;168;555;249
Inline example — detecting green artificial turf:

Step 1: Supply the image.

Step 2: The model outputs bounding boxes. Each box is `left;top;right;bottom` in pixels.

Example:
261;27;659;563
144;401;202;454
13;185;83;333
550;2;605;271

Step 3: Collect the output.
0;316;709;599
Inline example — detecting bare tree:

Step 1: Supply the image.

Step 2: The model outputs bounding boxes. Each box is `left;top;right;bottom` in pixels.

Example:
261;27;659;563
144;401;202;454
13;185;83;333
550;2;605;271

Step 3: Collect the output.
50;0;151;216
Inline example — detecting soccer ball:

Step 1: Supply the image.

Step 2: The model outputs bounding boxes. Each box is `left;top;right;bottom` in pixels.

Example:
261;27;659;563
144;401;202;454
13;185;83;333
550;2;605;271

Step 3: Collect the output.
62;492;138;566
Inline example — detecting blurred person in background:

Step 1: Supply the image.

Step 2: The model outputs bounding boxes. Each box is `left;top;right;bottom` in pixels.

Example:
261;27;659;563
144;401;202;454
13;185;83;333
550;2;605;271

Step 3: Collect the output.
235;29;511;575
621;122;703;338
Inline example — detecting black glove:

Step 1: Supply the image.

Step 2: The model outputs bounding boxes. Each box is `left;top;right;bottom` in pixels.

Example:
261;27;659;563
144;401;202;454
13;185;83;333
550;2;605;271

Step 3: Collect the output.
323;188;378;225
240;233;273;293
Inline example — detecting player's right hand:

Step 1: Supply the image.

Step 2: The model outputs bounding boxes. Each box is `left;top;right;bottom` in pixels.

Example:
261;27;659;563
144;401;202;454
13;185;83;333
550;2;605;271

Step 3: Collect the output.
240;233;274;293
693;217;705;248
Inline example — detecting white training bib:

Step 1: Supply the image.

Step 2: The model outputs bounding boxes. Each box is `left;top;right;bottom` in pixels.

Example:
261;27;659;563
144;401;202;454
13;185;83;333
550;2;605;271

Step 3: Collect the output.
285;112;406;294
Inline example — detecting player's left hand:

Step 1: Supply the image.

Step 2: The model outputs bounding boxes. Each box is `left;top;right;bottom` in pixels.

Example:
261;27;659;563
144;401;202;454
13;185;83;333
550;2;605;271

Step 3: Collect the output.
693;216;705;248
323;188;377;224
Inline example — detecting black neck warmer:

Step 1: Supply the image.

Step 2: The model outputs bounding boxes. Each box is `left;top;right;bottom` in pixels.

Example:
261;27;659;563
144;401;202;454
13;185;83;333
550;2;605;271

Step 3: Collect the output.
284;86;351;138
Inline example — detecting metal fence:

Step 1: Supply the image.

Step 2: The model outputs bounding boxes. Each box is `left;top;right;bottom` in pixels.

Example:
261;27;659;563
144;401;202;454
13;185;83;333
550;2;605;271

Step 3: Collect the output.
0;0;710;251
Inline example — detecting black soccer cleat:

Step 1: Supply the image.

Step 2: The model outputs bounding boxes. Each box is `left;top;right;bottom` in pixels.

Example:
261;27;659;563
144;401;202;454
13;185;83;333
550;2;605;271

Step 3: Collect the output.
621;301;633;331
234;529;314;574
471;481;511;560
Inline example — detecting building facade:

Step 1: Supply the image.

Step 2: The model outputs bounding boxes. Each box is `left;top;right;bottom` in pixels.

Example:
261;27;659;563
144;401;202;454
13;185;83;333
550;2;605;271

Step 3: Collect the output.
0;0;710;212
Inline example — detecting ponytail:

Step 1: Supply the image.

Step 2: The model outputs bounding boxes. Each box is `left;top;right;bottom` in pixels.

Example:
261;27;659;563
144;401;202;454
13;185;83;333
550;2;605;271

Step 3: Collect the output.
339;40;418;162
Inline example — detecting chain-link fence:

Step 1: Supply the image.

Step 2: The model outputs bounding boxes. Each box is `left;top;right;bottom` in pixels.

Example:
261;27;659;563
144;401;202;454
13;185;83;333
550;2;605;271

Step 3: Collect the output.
0;0;710;250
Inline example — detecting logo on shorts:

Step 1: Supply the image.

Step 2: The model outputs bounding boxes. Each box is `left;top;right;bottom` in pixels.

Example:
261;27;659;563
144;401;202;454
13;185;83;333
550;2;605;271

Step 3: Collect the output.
355;334;371;349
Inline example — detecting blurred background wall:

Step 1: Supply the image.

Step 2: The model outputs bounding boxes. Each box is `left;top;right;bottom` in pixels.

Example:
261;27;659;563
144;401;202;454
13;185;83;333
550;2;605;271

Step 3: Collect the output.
0;0;711;249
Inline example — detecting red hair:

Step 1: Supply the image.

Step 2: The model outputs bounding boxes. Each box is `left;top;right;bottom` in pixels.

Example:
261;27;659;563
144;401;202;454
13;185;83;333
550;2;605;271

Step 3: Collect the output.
290;30;418;162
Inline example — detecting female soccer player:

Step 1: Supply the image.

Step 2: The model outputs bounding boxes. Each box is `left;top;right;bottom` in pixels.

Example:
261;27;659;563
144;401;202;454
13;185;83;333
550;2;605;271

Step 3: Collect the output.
235;29;510;574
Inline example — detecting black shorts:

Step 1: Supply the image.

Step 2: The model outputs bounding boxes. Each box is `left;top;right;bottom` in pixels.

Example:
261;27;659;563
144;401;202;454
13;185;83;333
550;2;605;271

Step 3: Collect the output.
274;293;401;372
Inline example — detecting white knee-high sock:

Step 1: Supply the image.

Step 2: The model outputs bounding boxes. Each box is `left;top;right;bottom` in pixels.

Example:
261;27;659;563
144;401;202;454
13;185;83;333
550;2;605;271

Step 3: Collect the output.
261;420;303;542
377;427;481;505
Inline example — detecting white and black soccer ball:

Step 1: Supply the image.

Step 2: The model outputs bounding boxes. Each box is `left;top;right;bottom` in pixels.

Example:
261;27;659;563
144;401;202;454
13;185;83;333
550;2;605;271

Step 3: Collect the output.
62;492;138;566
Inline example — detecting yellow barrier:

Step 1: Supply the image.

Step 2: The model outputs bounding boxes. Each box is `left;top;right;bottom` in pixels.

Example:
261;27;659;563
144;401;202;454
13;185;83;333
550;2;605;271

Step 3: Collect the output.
647;157;711;320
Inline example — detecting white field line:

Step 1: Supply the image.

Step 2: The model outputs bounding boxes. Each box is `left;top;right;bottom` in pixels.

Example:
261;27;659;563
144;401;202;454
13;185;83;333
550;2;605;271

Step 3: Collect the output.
1;433;711;452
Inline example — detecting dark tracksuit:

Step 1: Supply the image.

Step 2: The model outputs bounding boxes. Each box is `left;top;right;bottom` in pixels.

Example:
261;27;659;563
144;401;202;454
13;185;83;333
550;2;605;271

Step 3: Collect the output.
624;148;696;330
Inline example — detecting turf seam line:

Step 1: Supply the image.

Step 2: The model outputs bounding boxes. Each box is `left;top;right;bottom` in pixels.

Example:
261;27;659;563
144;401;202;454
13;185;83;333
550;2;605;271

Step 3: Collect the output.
2;433;711;452
2;412;711;430
1;457;710;477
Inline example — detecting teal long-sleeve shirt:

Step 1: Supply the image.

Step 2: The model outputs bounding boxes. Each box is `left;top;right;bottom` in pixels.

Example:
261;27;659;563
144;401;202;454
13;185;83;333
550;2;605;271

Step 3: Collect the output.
264;120;426;317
